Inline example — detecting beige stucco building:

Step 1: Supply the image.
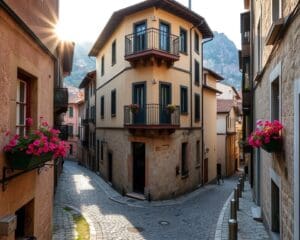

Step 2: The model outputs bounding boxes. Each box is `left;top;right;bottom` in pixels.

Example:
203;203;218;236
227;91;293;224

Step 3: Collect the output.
89;0;216;200
240;0;299;238
0;1;73;239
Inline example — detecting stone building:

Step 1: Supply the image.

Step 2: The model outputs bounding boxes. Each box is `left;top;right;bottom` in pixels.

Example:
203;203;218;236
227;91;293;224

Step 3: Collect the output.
89;0;216;200
0;0;73;239
78;70;97;171
240;0;300;238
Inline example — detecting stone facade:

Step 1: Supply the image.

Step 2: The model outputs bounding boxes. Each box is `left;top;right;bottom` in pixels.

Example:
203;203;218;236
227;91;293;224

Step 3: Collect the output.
244;0;300;239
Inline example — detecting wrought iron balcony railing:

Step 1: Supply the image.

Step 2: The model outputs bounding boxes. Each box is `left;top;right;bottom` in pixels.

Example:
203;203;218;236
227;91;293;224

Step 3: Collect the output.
54;88;68;114
124;104;180;128
125;28;180;65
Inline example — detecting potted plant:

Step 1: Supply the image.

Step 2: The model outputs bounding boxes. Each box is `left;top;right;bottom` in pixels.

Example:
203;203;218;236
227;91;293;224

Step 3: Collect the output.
129;104;139;114
248;120;283;153
166;104;176;114
3;117;69;170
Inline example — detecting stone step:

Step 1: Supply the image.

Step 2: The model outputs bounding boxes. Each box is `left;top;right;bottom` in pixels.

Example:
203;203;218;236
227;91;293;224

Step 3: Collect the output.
126;192;146;201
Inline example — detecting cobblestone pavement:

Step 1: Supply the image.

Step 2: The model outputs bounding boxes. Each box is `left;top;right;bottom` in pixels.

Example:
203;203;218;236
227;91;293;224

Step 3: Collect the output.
53;161;237;240
215;180;270;240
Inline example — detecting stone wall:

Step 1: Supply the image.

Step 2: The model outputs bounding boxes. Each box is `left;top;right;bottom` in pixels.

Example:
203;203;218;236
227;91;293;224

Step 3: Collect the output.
96;129;203;200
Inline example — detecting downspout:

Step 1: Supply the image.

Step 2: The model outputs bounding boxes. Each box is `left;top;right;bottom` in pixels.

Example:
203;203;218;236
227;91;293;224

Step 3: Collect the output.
201;37;213;185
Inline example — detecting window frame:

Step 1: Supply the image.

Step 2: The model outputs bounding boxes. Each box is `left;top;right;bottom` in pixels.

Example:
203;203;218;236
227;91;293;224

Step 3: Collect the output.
194;60;200;86
101;55;105;76
68;106;74;118
194;93;200;122
111;89;116;117
16;79;28;136
194;31;199;53
179;27;187;54
180;86;188;115
111;40;116;66
269;62;281;122
100;96;105;119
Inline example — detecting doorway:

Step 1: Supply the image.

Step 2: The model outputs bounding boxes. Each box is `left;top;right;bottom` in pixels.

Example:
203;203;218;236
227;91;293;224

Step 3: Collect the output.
204;158;208;183
108;152;113;183
132;142;145;194
271;180;280;233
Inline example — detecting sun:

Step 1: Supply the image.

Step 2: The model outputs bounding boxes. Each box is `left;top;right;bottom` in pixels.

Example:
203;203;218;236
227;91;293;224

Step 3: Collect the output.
55;21;74;41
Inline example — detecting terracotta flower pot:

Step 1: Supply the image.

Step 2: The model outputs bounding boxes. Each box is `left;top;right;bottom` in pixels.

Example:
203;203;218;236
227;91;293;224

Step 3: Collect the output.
5;151;53;170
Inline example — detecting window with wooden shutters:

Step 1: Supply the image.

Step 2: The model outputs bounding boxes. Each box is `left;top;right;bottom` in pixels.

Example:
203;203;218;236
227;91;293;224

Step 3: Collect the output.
195;93;200;122
16;79;27;136
101;96;105;119
194;60;200;85
111;89;116;117
180;86;188;114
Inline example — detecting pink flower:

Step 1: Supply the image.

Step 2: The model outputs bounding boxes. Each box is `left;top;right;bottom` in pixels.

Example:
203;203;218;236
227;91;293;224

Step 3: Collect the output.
41;121;49;127
26;117;33;127
5;130;10;136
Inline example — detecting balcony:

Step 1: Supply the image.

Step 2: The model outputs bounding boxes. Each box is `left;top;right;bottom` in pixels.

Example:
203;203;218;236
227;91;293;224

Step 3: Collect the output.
54;88;68;114
125;28;180;67
124;104;180;135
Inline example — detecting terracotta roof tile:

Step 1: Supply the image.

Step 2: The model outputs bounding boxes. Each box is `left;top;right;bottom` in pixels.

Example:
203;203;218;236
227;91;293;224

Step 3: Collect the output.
217;99;234;113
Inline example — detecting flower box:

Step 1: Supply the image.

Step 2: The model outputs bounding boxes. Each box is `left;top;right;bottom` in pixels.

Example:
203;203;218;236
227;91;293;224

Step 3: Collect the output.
5;151;53;170
261;138;282;153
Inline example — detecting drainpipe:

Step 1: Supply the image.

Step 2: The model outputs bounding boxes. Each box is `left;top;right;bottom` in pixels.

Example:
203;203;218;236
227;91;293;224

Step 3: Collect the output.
201;36;213;185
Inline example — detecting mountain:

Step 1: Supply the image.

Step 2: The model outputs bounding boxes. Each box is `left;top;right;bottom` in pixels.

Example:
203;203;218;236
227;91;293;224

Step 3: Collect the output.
65;32;241;89
203;31;241;89
64;42;95;87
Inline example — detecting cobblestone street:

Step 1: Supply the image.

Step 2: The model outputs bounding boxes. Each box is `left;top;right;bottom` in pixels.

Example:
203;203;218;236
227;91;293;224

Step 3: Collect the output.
53;161;237;240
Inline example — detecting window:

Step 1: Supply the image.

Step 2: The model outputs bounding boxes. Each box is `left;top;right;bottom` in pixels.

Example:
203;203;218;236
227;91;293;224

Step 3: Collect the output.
181;142;188;176
195;94;200;122
159;22;170;51
69;106;73;118
194;32;199;53
112;40;116;65
100;96;105;119
68;124;73;137
179;28;187;53
97;140;100;163
272;0;281;23
100;141;104;161
196;140;200;166
271;77;280;121
101;56;105;76
16;80;28;136
111;89;116;117
180;86;188;114
194;60;200;85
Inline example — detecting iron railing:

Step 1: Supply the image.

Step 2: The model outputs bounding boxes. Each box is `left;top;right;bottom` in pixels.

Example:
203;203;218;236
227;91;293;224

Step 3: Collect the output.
54;88;68;114
124;104;180;127
125;28;180;57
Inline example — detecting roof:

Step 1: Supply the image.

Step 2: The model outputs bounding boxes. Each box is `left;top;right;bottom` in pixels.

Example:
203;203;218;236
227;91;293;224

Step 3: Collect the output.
203;84;222;94
89;0;213;56
67;86;84;104
79;70;96;89
217;99;234;113
203;67;224;81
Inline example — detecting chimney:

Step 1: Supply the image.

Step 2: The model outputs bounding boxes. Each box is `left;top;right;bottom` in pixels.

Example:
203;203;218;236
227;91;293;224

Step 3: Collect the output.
188;0;191;9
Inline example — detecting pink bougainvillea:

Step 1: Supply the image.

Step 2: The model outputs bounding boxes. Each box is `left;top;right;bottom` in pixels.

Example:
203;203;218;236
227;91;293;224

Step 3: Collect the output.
3;117;69;158
248;120;283;148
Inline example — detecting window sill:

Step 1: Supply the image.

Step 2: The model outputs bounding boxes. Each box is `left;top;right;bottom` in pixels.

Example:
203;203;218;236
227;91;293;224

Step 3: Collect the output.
180;51;188;56
111;114;116;118
265;18;285;45
195;164;201;169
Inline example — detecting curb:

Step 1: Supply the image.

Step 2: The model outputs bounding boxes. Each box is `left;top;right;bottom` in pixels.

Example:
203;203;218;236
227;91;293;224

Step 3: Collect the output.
214;191;234;240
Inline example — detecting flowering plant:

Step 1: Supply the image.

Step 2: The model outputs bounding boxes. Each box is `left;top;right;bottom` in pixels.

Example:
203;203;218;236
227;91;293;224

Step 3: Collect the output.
248;120;283;152
129;104;140;114
166;104;176;114
3;117;69;160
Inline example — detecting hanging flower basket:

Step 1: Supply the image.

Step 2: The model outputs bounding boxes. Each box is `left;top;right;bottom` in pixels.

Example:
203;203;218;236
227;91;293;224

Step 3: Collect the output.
248;120;283;153
3;117;69;170
166;104;176;114
5;151;53;170
129;104;140;114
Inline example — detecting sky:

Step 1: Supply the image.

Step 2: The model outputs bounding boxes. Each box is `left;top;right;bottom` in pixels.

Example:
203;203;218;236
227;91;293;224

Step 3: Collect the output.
58;0;244;48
